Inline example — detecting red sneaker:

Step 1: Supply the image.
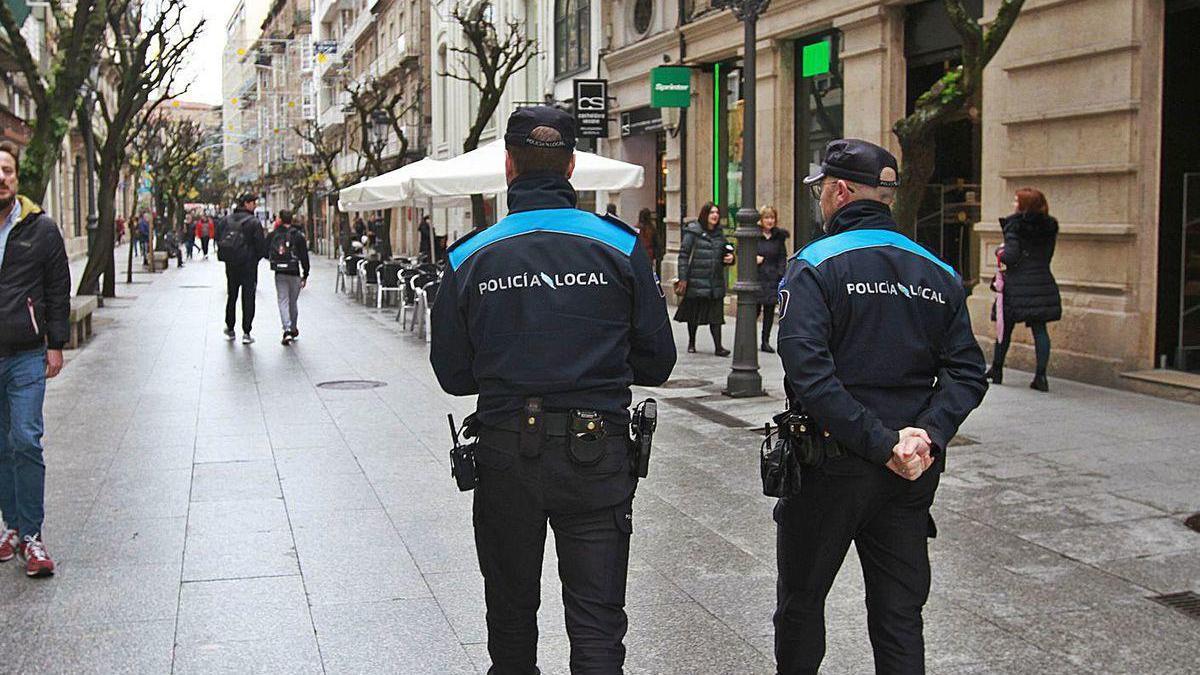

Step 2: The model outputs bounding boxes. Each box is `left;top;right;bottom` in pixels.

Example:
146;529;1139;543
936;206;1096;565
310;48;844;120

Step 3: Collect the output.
19;535;54;577
0;528;17;562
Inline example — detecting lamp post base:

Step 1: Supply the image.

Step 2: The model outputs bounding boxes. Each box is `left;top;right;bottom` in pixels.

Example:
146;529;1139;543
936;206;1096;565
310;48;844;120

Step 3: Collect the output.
724;205;766;398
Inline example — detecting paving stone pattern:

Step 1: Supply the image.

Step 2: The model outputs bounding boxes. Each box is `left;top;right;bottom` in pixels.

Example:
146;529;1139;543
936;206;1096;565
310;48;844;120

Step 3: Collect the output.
2;250;1198;673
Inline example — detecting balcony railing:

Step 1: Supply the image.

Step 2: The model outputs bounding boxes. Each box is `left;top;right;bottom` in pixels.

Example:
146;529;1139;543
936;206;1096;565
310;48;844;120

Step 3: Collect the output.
342;9;375;50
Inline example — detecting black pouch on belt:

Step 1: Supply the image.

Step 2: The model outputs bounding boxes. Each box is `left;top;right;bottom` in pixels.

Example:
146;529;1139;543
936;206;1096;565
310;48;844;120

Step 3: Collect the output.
567;409;606;466
520;397;544;457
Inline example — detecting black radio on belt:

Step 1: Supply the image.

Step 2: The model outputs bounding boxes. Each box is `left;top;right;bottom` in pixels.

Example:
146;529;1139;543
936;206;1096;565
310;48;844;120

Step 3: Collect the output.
448;413;478;492
760;408;843;498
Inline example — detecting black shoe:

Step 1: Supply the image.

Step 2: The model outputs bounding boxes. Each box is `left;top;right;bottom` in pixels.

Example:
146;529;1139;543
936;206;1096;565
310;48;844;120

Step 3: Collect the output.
687;344;697;354
714;347;731;357
760;342;775;354
282;331;292;346
223;327;236;340
1030;375;1049;392
289;328;299;340
986;368;1003;385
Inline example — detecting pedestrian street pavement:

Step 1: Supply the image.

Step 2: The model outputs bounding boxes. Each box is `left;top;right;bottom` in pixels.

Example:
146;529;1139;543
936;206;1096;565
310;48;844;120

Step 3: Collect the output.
1;251;1198;674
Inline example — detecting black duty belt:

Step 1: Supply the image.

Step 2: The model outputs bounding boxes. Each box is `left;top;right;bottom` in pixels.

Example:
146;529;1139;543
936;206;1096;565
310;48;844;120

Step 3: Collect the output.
486;412;623;437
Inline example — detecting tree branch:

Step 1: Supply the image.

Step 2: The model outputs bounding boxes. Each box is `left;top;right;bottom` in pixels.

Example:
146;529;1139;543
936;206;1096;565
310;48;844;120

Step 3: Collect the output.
981;0;1027;66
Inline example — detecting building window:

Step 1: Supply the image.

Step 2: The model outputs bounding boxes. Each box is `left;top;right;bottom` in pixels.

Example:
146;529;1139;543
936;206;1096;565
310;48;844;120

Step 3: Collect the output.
632;0;652;36
554;0;589;76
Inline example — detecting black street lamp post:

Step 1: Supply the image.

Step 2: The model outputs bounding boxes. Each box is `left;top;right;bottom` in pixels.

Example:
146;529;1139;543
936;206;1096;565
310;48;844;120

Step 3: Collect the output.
81;66;99;258
717;0;770;398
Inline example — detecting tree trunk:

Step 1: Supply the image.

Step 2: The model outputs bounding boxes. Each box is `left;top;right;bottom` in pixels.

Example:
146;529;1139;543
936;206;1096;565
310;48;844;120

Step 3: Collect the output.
893;130;938;235
77;165;120;296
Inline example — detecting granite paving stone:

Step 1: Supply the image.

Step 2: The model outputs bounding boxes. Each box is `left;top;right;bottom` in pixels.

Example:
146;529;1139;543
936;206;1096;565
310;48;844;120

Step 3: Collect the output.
2;250;1194;673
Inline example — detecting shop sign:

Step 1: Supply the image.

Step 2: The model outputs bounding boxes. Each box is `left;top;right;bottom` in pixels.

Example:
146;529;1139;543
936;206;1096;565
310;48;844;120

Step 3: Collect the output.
574;79;609;139
620;107;663;137
801;39;832;77
313;40;338;55
650;67;691;108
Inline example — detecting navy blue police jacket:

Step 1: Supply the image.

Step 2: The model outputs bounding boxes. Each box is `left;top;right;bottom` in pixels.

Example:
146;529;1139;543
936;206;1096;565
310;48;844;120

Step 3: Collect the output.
430;171;676;425
777;199;987;466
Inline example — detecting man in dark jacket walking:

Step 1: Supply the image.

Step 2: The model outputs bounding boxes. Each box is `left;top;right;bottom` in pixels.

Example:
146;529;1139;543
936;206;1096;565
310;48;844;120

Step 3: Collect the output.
0;142;69;578
774;139;988;673
267;210;310;345
218;194;267;344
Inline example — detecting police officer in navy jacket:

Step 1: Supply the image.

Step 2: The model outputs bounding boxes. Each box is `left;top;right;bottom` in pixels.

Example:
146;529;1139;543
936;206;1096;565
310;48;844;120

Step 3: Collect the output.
430;106;675;674
773;139;988;674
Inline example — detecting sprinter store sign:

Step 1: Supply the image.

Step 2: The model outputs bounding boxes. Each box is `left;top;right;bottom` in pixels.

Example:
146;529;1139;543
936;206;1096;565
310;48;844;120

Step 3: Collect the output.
650;67;691;108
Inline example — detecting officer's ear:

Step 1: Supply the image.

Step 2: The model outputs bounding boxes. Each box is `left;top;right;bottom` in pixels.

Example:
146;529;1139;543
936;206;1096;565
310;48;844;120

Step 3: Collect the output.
505;150;517;185
565;153;576;180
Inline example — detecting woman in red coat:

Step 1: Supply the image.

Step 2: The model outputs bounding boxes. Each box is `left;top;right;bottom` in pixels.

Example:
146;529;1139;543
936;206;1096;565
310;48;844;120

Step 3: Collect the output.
196;217;215;258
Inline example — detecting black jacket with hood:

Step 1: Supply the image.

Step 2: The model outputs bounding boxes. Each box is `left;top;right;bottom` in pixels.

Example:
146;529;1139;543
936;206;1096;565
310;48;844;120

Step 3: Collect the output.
998;211;1062;324
0;196;70;355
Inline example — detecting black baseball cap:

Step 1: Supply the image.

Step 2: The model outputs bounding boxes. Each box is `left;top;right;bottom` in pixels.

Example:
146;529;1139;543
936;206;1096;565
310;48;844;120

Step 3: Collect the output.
803;139;899;189
237;192;259;205
504;106;576;151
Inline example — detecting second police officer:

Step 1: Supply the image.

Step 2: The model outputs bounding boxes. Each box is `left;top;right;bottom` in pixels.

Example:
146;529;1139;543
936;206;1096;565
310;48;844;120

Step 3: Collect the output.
773;139;988;674
430;106;676;674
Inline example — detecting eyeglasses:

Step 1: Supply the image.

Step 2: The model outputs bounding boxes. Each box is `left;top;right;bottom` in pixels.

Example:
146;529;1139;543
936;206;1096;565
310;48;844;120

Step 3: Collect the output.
808;179;854;202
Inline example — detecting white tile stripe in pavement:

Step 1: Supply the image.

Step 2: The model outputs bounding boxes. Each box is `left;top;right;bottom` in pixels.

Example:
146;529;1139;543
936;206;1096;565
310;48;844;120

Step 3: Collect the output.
0;249;1196;673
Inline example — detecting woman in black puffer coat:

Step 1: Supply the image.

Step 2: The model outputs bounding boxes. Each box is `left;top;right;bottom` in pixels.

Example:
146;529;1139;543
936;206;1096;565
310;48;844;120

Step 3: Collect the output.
674;202;735;356
989;187;1061;392
755;205;789;353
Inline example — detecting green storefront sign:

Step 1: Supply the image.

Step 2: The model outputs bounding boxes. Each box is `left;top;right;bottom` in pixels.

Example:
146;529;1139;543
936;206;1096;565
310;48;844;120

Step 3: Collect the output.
3;0;31;27
650;67;691;108
801;38;832;78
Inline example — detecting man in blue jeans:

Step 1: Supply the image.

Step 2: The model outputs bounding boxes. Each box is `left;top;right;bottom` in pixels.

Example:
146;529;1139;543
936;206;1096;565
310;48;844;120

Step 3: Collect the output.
0;142;70;578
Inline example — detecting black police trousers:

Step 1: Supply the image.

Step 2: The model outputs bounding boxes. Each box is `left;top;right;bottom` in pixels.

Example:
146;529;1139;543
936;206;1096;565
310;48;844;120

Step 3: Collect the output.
225;263;258;334
773;457;940;675
473;426;635;675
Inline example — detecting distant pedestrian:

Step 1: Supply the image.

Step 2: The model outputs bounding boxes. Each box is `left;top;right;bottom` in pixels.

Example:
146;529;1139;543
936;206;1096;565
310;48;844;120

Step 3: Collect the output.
755;205;789;353
987;187;1061;392
137;214;150;261
268;210;310;345
0;141;70;578
636;208;658;273
184;216;196;260
673;201;734;356
115;217;125;245
418;214;433;262
197;215;215;258
134;213;148;257
163;225;183;268
217;194;267;344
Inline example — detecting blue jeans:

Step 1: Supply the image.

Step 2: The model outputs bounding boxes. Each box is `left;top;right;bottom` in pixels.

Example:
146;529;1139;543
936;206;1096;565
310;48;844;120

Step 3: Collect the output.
0;349;47;538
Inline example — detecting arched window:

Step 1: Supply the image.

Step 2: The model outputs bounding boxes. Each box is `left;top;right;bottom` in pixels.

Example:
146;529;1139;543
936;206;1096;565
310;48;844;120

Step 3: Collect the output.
554;0;590;76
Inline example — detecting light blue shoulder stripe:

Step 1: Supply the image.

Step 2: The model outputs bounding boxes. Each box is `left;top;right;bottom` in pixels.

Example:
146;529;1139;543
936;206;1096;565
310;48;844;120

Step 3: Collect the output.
449;208;636;270
797;229;957;278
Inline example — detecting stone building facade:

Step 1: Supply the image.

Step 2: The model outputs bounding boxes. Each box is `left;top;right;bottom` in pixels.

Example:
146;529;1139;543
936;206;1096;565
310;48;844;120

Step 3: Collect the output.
601;0;1199;393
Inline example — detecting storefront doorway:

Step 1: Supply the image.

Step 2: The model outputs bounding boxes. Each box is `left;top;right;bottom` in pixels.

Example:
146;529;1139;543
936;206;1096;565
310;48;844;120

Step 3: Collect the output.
793;32;843;249
1157;1;1200;372
903;0;982;283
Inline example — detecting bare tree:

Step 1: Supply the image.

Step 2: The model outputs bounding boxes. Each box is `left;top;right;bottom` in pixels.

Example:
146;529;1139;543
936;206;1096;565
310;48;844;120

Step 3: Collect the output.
78;0;202;296
294;119;345;193
442;1;538;225
0;0;114;203
345;75;421;177
892;0;1026;230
